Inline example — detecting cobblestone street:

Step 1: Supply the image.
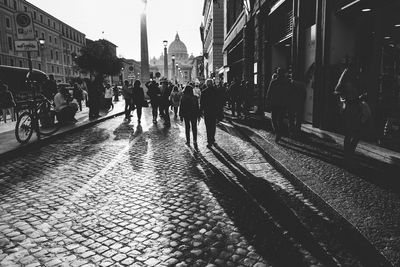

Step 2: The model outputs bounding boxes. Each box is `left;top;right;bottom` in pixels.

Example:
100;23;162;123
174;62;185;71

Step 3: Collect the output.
0;108;390;266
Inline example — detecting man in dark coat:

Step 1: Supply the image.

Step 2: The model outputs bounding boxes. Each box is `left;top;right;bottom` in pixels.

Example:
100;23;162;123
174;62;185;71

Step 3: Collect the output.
146;80;161;123
201;79;219;148
266;68;290;142
159;79;172;127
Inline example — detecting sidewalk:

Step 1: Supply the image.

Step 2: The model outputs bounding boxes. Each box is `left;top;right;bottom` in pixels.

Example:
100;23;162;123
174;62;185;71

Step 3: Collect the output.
0;100;125;160
224;109;400;266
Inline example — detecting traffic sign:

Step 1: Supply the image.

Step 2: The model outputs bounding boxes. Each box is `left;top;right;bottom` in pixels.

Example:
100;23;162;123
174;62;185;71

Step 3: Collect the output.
14;40;38;51
15;12;35;40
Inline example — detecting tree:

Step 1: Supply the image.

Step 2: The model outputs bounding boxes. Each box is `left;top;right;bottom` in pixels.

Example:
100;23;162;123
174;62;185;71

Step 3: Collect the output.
75;40;123;76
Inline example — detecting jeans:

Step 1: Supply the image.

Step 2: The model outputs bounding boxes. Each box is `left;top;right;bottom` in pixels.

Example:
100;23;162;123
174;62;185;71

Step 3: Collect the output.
184;117;197;143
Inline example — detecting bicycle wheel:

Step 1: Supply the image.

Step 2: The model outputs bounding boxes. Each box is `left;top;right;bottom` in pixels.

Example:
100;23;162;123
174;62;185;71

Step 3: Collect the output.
15;111;33;144
37;100;60;136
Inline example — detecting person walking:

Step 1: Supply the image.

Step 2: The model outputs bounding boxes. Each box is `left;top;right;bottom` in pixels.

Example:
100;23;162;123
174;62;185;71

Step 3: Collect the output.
179;85;201;149
73;83;83;111
113;84;119;102
159;78;172;127
170;86;182;119
87;74;103;119
266;68;290;142
201;79;219;148
288;78;306;137
122;80;134;121
334;67;369;165
229;78;240;116
0;83;16;123
146;80;161;123
104;83;113;111
132;80;146;124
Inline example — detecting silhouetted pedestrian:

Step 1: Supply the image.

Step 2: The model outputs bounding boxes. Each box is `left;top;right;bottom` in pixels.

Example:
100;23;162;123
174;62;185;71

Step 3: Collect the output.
266;68;290;142
146;80;161;123
229;78;240;116
159;78;172;127
180;85;201;149
73;83;83;111
122;80;134;121
0;83;16;123
132;80;146;124
201;79;219;148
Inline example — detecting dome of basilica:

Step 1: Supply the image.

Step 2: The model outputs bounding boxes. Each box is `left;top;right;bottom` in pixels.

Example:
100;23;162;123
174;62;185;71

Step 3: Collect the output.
168;33;188;60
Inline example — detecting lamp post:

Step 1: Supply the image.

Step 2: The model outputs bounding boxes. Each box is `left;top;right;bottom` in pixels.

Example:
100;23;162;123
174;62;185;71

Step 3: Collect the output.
163;40;168;79
140;0;150;84
38;38;45;71
171;55;175;83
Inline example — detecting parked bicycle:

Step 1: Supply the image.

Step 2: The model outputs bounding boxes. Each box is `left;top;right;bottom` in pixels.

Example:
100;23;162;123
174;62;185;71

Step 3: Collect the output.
15;94;60;144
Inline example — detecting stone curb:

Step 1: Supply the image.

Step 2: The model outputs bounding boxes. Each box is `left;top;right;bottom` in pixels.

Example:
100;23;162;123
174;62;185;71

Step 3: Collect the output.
228;120;393;267
0;111;125;162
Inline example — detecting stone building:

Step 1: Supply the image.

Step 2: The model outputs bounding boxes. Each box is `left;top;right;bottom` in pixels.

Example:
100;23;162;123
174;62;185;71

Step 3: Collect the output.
0;0;86;82
201;0;224;80
149;33;193;84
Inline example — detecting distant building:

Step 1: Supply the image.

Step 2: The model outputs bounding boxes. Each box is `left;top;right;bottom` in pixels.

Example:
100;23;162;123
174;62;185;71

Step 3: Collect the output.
149;33;193;84
0;0;86;82
121;58;141;84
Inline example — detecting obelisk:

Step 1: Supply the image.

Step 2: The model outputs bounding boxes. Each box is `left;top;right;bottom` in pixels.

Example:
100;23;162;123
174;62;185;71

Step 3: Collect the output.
140;0;150;85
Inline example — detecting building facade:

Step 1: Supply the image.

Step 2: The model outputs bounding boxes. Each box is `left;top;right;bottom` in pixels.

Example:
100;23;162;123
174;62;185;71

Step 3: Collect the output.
223;0;400;150
149;33;193;84
0;0;86;82
201;0;224;79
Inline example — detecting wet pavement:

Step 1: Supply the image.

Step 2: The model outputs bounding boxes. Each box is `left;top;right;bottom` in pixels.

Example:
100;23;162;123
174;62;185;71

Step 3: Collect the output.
0;107;392;266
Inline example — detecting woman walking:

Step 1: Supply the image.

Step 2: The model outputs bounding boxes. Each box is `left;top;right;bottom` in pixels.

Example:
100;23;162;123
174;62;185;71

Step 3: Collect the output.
170;86;182;119
132;80;146;124
73;83;83;111
179;85;201;149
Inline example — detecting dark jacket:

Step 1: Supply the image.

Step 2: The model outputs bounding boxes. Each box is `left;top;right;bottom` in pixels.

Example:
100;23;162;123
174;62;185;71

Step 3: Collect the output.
179;95;200;119
288;80;306;109
200;86;218;116
266;77;290;107
146;81;161;104
132;86;145;107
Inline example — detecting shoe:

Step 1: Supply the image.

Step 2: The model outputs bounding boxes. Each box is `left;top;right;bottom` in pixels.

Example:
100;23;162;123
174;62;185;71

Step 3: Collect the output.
206;143;212;149
194;142;198;150
185;141;190;146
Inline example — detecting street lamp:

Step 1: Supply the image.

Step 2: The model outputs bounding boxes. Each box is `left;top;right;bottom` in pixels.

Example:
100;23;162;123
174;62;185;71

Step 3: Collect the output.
163;40;168;79
171;55;175;83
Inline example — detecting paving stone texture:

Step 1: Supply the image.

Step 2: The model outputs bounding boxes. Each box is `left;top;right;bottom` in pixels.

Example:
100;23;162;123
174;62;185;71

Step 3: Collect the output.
0;108;391;266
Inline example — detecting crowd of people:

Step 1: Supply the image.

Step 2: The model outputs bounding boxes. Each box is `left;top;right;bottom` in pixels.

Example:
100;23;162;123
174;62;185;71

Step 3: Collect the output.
1;68;370;162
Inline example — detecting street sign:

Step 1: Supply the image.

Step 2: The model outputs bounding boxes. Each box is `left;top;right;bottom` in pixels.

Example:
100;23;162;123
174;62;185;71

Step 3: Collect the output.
15;12;35;40
14;40;38;51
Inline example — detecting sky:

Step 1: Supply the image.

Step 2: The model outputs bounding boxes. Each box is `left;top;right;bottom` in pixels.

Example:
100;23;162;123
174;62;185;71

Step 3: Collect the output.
28;0;204;61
